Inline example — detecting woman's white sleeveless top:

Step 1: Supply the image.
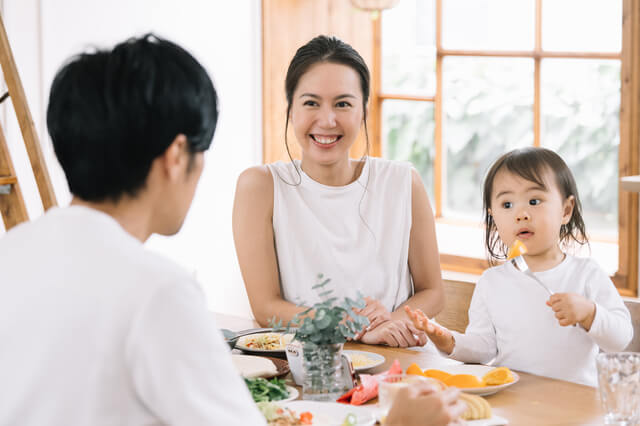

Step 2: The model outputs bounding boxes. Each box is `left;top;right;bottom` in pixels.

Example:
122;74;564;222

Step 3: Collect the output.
267;157;413;312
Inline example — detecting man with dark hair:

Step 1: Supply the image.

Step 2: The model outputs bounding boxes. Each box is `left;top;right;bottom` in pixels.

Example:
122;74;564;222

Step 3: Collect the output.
0;34;265;425
0;34;465;426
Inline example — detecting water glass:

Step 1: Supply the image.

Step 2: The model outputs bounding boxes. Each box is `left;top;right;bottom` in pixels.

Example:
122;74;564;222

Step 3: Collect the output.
376;374;428;415
597;352;640;425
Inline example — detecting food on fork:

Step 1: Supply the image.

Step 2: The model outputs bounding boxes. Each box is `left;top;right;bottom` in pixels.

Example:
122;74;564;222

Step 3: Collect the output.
507;239;528;260
482;367;515;386
459;393;492;420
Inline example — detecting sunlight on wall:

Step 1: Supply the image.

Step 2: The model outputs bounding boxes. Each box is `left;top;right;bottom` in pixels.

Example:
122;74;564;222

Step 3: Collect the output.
1;0;261;319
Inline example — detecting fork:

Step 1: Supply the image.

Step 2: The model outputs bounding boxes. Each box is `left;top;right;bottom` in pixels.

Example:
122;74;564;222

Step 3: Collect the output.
511;255;555;296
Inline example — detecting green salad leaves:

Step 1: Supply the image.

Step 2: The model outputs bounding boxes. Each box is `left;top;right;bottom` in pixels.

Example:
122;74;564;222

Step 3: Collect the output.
245;377;289;403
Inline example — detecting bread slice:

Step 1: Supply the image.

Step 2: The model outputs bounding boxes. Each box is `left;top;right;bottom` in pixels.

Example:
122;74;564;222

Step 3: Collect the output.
232;354;278;378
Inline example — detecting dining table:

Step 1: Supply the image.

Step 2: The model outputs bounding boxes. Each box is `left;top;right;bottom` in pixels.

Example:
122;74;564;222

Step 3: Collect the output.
217;312;604;425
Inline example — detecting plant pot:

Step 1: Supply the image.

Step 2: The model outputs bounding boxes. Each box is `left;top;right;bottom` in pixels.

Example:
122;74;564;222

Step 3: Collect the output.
301;342;345;401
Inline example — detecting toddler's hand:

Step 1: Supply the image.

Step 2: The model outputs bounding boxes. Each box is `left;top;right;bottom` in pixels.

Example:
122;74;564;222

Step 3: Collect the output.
546;293;596;330
404;306;455;354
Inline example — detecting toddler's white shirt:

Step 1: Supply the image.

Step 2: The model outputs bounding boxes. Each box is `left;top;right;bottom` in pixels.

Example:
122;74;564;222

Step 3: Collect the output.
450;256;632;386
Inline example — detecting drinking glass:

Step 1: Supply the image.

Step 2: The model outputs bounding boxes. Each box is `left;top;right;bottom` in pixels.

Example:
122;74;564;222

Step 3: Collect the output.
376;374;428;416
596;352;640;425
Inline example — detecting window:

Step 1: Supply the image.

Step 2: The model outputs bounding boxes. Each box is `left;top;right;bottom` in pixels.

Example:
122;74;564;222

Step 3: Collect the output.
375;0;638;295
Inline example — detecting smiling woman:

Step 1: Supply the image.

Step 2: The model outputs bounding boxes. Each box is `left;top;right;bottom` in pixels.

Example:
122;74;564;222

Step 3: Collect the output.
232;35;445;349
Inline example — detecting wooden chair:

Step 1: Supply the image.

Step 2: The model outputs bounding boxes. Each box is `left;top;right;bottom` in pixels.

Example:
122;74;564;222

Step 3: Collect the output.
435;279;475;333
623;298;640;352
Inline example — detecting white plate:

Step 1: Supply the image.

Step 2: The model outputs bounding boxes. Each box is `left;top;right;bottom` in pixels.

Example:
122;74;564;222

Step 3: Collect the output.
279;385;299;403
428;364;519;396
467;415;509;425
236;332;294;354
281;401;376;426
343;350;385;372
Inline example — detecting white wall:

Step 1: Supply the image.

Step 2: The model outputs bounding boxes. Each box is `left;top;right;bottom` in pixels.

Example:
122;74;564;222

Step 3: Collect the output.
1;0;262;318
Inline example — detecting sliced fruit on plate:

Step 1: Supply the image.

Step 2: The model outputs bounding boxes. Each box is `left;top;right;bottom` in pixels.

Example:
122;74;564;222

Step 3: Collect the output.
423;368;452;382
444;374;483;388
482;366;515;386
405;363;424;376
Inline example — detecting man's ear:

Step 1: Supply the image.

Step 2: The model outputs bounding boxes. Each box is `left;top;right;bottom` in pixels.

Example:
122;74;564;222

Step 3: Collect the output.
162;134;188;180
562;195;575;225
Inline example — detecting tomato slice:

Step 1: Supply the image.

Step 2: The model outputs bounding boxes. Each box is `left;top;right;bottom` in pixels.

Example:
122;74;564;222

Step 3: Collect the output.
300;411;313;424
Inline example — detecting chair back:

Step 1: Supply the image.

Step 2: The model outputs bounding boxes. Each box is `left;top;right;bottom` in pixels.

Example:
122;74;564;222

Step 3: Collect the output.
624;298;640;352
435;279;475;333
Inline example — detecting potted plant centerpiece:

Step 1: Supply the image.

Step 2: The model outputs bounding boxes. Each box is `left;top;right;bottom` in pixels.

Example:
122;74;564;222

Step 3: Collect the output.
274;274;369;401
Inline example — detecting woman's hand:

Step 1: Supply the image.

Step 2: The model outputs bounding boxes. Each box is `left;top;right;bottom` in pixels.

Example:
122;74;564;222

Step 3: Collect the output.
404;306;455;354
385;382;466;426
358;319;427;347
546;293;596;330
355;297;392;335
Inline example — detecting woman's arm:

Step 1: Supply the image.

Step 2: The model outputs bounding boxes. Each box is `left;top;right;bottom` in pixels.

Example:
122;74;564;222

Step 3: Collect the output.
392;168;445;320
232;166;306;326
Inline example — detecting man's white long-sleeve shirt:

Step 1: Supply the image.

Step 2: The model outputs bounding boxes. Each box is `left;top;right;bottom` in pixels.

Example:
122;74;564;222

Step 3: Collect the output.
449;256;632;386
0;206;266;426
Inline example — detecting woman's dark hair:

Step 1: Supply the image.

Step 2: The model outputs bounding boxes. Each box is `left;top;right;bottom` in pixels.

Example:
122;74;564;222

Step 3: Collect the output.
47;33;218;202
283;35;371;164
482;147;588;263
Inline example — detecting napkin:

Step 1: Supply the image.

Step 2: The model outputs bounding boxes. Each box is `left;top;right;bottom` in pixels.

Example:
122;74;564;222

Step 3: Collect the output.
337;359;402;405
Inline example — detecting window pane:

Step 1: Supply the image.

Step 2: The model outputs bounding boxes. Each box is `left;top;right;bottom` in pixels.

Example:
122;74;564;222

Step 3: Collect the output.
443;57;534;220
542;0;622;52
541;59;620;238
381;0;436;96
442;0;534;50
382;100;435;201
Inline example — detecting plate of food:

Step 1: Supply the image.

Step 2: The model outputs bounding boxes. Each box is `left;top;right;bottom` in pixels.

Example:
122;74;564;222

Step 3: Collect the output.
236;332;295;357
232;354;290;378
245;376;299;404
261;400;376;426
343;350;385;372
422;364;519;396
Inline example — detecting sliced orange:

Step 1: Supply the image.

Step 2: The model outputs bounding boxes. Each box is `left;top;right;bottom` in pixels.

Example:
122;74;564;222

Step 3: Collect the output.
423;369;452;382
406;363;424;376
507;239;528;260
444;374;483;388
482;367;514;386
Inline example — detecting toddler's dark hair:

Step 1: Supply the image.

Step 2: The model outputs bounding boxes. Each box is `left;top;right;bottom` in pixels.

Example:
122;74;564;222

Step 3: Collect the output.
482;147;588;262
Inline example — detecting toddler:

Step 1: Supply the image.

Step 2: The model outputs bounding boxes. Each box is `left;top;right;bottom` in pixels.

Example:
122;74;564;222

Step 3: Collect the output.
406;147;632;386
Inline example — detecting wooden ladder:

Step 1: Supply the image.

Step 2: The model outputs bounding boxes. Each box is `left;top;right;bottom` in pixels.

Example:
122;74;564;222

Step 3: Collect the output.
0;13;56;230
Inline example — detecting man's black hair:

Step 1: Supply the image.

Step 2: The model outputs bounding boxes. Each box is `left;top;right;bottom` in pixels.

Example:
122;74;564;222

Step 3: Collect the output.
47;33;218;201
